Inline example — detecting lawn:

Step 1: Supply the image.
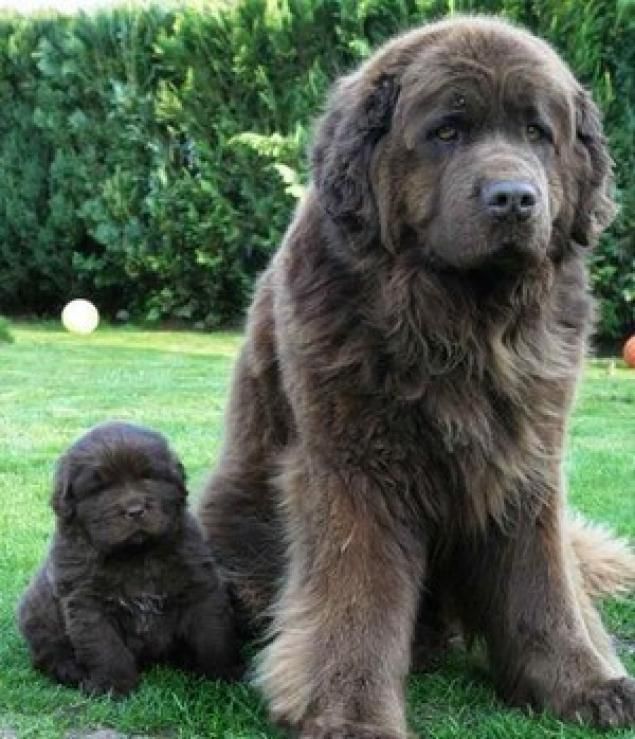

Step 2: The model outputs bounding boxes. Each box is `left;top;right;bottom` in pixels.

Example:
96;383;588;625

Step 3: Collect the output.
0;323;633;739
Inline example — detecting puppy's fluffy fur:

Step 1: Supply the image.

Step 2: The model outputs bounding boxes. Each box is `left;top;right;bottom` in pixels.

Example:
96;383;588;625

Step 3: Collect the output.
19;422;241;695
199;16;635;738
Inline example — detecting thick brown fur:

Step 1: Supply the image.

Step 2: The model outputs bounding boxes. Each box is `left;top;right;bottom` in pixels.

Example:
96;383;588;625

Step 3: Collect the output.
199;16;635;737
569;515;635;598
18;422;242;695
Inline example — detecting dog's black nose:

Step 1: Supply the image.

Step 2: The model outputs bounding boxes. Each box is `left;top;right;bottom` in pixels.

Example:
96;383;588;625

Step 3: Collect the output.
125;504;146;519
481;180;538;221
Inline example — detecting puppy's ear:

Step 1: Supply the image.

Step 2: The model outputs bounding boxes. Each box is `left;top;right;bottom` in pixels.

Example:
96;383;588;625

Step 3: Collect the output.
311;73;399;235
571;89;616;246
51;456;75;522
169;453;188;497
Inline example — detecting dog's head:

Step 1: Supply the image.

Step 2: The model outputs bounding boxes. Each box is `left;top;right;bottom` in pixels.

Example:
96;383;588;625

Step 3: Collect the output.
52;422;187;553
312;16;615;271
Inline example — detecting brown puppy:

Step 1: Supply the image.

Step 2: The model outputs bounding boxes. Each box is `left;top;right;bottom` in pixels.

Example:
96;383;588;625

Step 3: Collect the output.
19;422;241;696
199;16;635;738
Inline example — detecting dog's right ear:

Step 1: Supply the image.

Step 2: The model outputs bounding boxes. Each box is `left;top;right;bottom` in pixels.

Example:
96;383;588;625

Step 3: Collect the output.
311;72;400;236
51;456;75;522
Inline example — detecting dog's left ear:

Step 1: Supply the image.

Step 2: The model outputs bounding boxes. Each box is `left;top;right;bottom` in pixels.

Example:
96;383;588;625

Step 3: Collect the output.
571;88;616;246
311;73;400;237
51;456;76;523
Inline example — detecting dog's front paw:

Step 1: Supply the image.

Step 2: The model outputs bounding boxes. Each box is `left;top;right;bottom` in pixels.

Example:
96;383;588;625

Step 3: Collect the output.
298;719;403;739
562;677;635;729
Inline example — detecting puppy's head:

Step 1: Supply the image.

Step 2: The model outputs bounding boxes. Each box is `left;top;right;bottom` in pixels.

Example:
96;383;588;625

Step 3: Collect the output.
52;422;187;553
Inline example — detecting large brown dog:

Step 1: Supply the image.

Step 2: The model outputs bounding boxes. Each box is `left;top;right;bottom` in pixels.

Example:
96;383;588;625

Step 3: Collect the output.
19;422;241;695
199;16;635;737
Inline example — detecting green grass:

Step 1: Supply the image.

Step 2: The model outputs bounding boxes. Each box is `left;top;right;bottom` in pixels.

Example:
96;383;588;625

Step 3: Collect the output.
0;323;633;739
0;316;14;344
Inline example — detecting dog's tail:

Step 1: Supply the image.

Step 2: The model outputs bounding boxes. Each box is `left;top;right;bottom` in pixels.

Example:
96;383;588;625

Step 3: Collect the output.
569;514;635;598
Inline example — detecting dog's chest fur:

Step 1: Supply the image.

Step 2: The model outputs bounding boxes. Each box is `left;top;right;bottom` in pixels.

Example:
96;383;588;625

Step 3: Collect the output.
274;237;589;529
286;291;580;530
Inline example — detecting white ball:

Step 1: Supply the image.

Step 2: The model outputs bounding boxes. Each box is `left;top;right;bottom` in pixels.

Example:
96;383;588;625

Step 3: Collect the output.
61;299;100;335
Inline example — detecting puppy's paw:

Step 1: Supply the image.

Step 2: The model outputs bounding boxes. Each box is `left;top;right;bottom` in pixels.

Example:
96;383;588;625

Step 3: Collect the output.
81;668;139;697
298;719;403;739
563;677;635;728
52;658;85;687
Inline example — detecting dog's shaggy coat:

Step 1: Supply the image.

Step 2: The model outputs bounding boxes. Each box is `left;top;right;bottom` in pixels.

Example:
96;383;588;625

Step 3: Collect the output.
19;422;240;695
199;16;635;737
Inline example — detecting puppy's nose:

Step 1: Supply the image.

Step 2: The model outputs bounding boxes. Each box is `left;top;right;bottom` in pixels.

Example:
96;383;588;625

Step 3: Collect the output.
125;504;146;519
481;180;538;221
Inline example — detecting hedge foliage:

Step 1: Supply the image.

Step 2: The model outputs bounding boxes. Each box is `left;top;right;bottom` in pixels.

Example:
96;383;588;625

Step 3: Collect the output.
0;0;633;337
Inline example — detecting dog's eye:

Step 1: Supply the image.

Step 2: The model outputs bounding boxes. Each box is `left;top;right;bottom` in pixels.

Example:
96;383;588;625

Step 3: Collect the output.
435;125;459;142
526;123;550;143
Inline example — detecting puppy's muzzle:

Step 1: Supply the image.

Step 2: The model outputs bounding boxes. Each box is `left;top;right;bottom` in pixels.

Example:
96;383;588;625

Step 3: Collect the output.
125;502;147;520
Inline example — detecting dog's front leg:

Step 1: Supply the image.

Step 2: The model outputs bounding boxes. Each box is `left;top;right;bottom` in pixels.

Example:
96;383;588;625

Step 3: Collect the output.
256;451;424;739
454;488;635;728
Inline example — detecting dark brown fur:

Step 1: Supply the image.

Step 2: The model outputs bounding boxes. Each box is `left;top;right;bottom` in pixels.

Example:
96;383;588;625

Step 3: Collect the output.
18;422;241;695
199;16;634;737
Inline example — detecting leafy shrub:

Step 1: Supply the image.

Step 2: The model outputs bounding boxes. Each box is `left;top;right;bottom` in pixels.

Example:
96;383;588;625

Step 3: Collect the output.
0;0;632;338
0;315;14;343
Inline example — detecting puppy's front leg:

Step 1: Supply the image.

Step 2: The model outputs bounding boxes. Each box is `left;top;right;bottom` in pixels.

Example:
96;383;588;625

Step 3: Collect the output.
63;594;139;696
257;455;424;739
178;588;244;680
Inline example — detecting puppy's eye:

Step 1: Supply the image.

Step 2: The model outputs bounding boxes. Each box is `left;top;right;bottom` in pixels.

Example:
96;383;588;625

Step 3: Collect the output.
435;125;459;142
84;482;107;497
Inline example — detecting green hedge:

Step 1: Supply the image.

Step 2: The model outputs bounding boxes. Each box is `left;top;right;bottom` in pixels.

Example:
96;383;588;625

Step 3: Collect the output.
0;0;633;338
